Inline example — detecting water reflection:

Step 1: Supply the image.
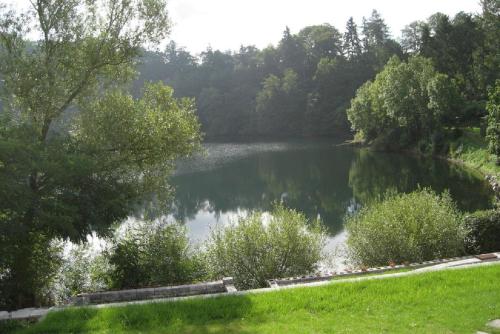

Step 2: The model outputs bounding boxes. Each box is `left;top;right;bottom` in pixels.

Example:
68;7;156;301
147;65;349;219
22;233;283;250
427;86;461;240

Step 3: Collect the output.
167;142;493;243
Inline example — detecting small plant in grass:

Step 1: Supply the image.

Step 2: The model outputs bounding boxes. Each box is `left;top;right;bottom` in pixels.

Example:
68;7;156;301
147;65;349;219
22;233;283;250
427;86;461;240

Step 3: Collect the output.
346;188;466;267
204;203;327;290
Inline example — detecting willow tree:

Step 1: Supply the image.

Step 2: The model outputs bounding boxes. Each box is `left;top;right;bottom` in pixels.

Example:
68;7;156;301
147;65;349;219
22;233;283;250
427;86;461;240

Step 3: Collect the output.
0;0;201;309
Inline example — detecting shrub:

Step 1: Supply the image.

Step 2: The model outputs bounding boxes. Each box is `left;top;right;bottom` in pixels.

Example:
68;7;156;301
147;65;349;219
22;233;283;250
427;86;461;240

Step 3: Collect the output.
204;204;327;290
107;221;204;289
464;209;500;254
50;221;205;302
51;242;112;305
346;189;465;267
0;232;63;310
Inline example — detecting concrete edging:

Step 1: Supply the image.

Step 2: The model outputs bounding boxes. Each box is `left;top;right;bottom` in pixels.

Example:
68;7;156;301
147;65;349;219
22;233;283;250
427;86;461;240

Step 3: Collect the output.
267;253;499;287
72;277;237;305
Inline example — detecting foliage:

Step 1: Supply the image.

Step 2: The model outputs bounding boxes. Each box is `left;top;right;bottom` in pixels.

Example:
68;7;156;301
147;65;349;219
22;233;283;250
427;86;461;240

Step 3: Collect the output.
346;189;466;267
0;233;62;309
204;204;326;290
0;319;29;334
464;209;500;254
343;17;362;59
124;6;498;140
347;56;460;148
0;0;201;309
449;127;500;177
256;69;305;135
17;265;500;334
0;0;498;312
51;242;112;305
50;221;205;302
130;10;402;139
478;0;500;98
486;80;500;163
400;21;425;54
107;221;204;290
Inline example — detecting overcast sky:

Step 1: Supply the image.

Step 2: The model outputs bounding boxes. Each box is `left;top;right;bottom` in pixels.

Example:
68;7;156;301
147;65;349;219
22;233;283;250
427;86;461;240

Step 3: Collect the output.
167;0;481;54
4;0;482;54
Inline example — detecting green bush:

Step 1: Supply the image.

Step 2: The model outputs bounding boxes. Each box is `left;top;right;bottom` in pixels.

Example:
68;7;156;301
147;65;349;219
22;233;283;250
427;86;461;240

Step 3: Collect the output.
51;242;112;305
464;209;500;254
50;221;206;302
0;231;63;310
107;221;204;289
204;204;327;290
346;189;465;267
0;319;29;334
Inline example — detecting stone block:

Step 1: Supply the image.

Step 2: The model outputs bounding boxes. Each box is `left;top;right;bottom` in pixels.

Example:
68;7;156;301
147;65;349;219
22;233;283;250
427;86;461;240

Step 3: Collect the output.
487;319;500;329
72;294;91;306
154;286;177;298
10;308;35;320
476;253;498;261
117;289;137;302
99;291;120;303
223;277;237;292
87;293;103;304
29;308;49;318
136;288;155;300
0;311;10;321
205;281;225;293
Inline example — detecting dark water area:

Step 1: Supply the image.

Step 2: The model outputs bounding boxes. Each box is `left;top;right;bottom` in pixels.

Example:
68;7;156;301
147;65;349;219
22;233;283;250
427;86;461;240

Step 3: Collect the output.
167;141;493;252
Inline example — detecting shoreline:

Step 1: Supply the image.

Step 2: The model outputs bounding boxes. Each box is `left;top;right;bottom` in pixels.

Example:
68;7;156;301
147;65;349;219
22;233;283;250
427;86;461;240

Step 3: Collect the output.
338;138;495;181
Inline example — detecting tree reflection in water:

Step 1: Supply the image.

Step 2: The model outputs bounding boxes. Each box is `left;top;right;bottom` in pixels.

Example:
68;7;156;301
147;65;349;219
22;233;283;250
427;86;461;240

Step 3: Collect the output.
158;142;493;242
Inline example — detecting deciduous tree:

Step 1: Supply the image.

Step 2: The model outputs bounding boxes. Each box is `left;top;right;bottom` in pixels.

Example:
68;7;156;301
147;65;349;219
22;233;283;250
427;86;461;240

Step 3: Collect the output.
0;0;200;309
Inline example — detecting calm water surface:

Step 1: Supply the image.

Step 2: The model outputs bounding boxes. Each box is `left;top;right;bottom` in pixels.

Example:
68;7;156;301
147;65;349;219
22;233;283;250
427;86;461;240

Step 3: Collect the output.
125;140;492;268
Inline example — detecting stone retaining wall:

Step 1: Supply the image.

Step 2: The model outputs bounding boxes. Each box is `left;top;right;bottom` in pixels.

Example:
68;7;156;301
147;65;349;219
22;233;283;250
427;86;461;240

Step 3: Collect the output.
0;308;50;322
72;277;236;305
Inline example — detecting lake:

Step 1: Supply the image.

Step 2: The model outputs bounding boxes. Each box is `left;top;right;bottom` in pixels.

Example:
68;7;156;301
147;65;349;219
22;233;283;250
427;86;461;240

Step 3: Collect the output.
141;141;494;268
121;140;493;268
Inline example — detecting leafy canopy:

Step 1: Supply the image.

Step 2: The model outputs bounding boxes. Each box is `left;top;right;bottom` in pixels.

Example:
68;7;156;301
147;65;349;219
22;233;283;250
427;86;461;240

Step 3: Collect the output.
347;56;460;147
0;0;201;309
486;80;500;163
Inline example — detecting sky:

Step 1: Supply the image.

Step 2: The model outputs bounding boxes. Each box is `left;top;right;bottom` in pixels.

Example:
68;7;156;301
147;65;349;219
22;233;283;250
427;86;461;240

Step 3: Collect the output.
167;0;481;53
4;0;482;54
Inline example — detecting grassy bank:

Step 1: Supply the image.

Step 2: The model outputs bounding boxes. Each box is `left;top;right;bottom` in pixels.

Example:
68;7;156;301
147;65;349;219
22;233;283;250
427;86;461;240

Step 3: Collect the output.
449;128;500;178
345;128;500;179
11;264;500;334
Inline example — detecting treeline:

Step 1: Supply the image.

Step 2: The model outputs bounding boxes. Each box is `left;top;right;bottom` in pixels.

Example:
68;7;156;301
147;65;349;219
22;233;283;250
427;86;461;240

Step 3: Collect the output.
133;2;498;140
348;1;499;151
133;10;402;138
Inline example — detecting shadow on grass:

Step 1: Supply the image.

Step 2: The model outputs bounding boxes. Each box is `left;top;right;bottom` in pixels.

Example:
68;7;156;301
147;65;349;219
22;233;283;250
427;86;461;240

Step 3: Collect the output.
18;294;254;334
1;319;32;334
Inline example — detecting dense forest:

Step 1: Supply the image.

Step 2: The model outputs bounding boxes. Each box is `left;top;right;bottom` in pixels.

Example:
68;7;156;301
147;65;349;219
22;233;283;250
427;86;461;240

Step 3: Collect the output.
131;2;498;140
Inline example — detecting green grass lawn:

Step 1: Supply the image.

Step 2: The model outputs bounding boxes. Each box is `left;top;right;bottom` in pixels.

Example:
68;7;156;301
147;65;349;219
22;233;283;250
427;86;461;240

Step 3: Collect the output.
449;127;500;177
12;264;500;334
